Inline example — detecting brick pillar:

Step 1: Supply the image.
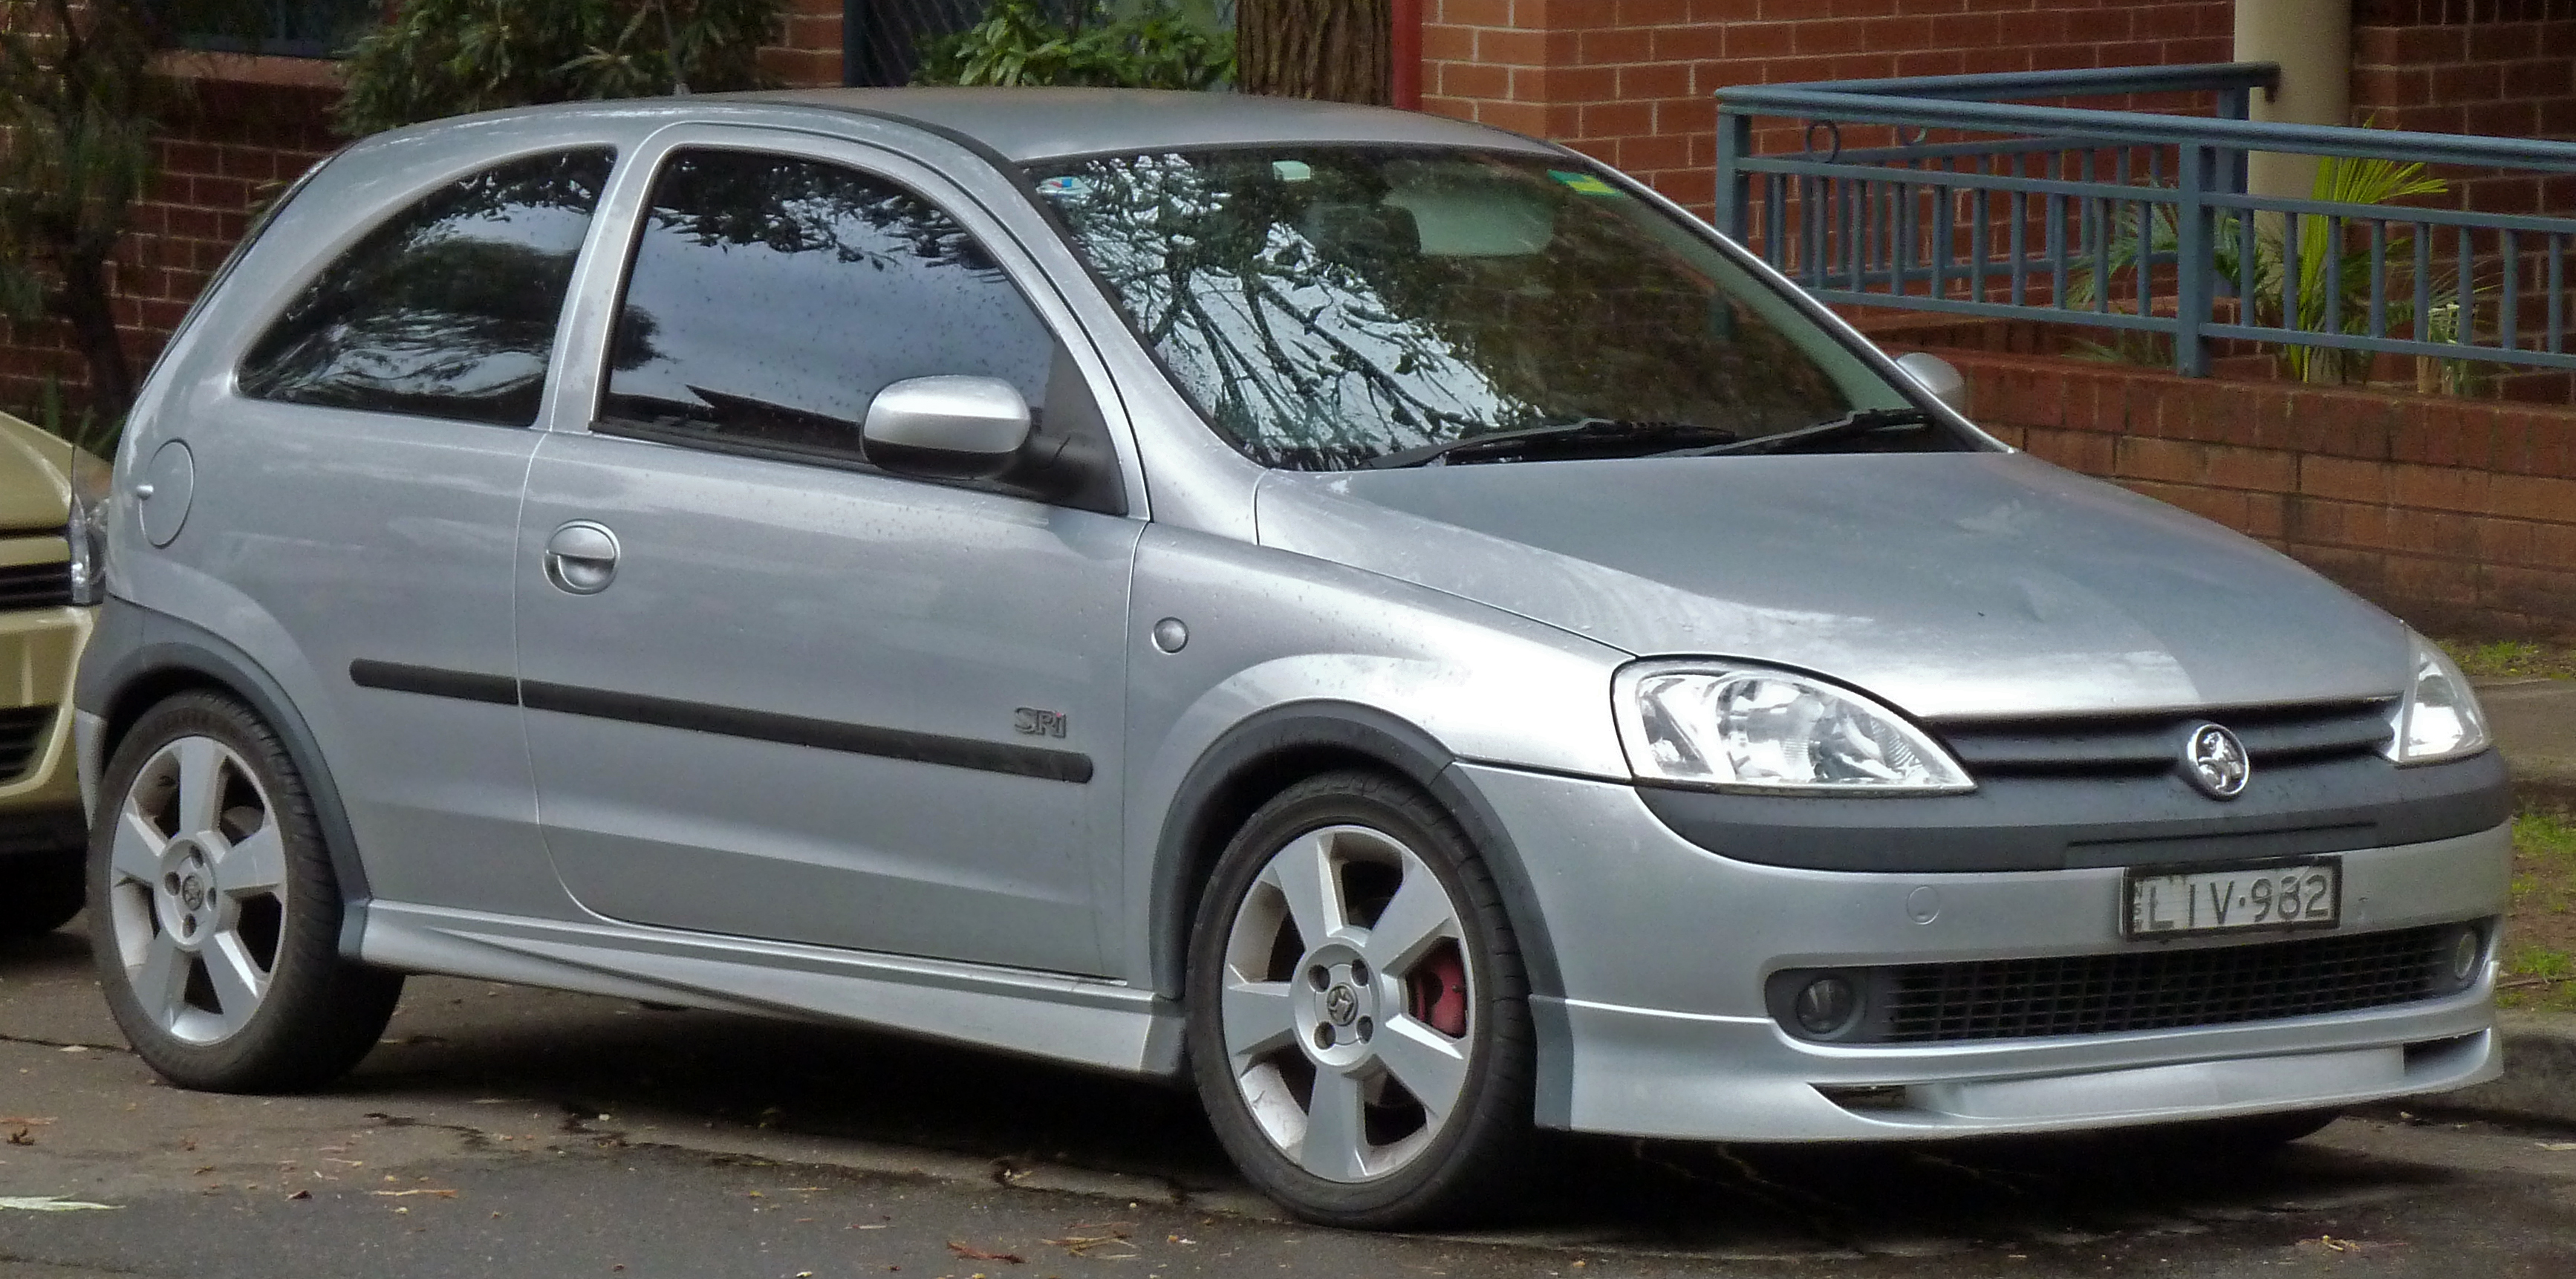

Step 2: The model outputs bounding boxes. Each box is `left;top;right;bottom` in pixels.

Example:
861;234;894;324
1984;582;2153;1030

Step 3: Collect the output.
762;0;845;88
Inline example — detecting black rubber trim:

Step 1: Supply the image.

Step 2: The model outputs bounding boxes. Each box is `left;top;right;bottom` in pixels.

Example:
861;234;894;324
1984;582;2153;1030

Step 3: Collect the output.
346;660;1091;784
518;679;1093;784
347;659;518;706
1638;748;2513;873
1147;702;1565;1000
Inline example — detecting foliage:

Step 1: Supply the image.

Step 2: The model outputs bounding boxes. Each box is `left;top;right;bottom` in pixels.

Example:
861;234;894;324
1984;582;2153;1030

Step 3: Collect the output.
2501;810;2576;1012
913;0;1232;91
2442;638;2576;681
0;0;163;425
2069;147;2473;389
334;0;781;138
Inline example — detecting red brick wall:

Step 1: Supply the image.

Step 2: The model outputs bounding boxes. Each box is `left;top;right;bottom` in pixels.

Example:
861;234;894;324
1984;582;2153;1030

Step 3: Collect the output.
2349;0;2576;218
2352;0;2576;140
764;0;845;88
1419;0;2235;212
0;70;340;420
1940;349;2576;638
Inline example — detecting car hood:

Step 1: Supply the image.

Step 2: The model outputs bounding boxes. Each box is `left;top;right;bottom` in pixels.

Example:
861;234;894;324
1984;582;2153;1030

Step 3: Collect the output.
0;411;81;533
1253;452;2409;720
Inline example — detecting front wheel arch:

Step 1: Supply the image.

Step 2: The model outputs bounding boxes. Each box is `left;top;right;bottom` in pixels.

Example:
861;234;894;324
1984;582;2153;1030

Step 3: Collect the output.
1148;703;1564;1008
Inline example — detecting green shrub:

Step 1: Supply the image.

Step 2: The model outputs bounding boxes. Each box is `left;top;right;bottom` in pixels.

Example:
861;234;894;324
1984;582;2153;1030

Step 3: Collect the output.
914;0;1232;91
334;0;783;137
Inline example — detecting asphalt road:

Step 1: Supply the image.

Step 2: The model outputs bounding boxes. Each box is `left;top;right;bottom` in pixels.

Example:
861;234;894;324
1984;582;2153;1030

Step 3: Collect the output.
7;920;2576;1278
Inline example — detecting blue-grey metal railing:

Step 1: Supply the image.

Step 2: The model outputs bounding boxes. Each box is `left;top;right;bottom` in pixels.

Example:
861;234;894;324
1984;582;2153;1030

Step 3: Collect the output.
1716;63;2576;380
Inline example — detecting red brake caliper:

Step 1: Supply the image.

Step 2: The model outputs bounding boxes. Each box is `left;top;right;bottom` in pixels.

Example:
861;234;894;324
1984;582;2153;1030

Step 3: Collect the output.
1405;946;1468;1038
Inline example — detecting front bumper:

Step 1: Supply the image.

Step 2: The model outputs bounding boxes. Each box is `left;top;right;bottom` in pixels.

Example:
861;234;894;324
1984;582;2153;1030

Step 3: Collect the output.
0;604;91;863
1458;762;2511;1142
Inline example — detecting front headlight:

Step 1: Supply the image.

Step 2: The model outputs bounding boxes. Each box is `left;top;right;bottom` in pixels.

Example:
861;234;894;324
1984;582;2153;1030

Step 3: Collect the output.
1613;661;1974;793
65;447;110;607
2385;636;2489;764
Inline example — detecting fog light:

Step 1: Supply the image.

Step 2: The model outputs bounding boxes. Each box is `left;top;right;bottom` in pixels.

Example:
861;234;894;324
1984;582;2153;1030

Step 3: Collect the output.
2450;928;2484;984
1794;975;1860;1036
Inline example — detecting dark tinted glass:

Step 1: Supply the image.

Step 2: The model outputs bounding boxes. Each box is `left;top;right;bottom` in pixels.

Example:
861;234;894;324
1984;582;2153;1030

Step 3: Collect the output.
600;149;1055;466
239;149;614;426
1037;149;1931;469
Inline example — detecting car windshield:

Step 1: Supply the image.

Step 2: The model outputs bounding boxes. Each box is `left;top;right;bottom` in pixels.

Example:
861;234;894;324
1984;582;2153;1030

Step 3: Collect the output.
1033;146;1948;470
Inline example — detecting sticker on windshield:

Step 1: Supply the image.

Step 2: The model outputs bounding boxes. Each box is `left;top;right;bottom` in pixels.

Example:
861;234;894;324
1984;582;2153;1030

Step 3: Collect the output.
1035;175;1089;198
1549;169;1624;197
1272;160;1314;182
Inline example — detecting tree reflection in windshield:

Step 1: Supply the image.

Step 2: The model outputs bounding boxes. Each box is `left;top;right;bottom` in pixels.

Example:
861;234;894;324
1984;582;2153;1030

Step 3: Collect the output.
1037;149;1888;469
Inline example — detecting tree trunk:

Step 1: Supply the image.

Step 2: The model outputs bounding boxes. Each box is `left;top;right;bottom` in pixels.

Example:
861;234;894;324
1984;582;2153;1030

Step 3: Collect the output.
50;253;135;424
1235;0;1391;105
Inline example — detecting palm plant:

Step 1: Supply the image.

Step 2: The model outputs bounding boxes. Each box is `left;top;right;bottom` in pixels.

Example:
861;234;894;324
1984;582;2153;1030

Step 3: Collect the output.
2066;149;2471;388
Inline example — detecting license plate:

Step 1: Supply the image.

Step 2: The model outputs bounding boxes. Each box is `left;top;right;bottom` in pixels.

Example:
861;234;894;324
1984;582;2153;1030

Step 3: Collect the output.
2123;857;2341;939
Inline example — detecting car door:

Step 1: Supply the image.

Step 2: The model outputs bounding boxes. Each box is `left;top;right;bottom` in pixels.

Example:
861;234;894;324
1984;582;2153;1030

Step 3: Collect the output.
170;145;617;914
515;131;1139;976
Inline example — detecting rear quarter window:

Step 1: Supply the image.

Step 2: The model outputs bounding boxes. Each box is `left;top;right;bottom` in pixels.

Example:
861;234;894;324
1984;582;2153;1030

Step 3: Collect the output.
236;148;615;427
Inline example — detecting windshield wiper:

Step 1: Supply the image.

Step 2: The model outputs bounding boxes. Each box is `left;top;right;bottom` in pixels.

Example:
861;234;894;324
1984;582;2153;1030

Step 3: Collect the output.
1659;406;1934;458
1362;418;1740;469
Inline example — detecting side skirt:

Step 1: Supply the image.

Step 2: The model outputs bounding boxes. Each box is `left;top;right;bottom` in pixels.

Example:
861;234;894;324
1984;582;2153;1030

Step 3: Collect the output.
358;902;1185;1077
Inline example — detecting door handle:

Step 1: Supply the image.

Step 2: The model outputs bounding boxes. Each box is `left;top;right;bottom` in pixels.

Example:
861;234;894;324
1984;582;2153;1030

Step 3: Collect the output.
544;521;620;595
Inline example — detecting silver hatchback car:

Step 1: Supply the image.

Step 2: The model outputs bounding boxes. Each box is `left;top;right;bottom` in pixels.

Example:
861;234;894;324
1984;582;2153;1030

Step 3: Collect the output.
74;89;2511;1227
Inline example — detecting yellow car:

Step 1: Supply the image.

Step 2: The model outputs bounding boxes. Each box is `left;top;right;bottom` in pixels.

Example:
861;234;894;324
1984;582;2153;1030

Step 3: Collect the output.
0;411;100;942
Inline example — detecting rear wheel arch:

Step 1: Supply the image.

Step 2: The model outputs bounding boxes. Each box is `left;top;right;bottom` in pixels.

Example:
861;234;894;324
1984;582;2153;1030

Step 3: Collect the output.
1149;703;1563;1005
82;610;374;925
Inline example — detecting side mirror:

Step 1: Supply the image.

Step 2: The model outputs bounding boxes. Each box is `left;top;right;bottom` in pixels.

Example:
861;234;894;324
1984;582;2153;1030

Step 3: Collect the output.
1893;352;1969;417
862;376;1032;481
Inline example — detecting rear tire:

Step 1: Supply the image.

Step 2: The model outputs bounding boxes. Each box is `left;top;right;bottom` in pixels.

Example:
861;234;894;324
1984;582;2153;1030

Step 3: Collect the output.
88;691;401;1092
1184;770;1533;1228
0;853;83;943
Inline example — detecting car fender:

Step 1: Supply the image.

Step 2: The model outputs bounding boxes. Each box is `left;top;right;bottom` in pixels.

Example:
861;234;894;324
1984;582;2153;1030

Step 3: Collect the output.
76;593;375;951
1123;526;1635;1012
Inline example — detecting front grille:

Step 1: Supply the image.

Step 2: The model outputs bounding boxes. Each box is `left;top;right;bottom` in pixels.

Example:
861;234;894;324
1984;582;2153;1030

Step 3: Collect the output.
0;559;73;610
1933;700;2395;778
0;704;56;780
1872;925;2456;1043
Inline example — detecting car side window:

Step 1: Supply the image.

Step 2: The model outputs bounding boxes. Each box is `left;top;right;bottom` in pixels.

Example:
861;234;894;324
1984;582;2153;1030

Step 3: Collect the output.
238;148;615;427
597;148;1122;513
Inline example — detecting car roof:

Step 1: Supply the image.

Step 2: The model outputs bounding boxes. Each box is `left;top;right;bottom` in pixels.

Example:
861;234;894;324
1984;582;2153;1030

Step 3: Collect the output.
722;87;1565;165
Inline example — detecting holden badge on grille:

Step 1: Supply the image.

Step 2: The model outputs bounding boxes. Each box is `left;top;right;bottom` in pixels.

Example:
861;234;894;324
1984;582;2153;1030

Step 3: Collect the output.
2183;722;2250;798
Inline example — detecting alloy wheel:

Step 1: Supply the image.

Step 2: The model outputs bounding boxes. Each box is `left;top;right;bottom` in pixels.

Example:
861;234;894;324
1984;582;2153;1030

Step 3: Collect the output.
1217;823;1476;1183
104;735;289;1045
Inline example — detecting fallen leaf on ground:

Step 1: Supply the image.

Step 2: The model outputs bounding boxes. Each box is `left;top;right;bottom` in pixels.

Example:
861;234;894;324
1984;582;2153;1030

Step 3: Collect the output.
7;1130;33;1146
2539;1142;2576;1151
946;1241;1025;1264
0;1118;53;1125
1043;1227;1139;1260
0;1197;120;1212
287;1190;311;1201
371;1188;458;1199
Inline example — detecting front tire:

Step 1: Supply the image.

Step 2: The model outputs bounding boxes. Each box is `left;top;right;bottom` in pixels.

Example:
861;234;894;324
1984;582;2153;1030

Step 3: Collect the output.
88;692;401;1092
0;853;83;943
1184;770;1532;1228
